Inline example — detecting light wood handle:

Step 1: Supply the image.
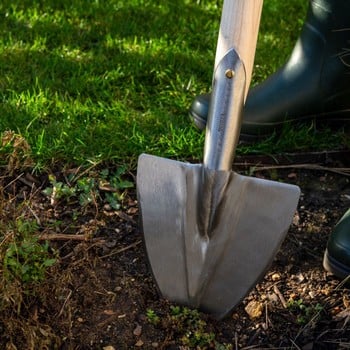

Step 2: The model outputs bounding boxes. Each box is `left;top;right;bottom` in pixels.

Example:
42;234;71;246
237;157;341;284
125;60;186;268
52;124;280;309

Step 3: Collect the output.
214;0;263;99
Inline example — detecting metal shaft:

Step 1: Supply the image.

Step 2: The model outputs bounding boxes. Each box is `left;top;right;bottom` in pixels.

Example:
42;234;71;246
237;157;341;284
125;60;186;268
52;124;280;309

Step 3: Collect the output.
203;0;263;171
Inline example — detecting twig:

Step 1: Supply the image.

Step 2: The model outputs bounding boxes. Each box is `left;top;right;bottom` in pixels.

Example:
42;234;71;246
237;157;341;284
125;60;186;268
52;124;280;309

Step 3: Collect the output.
273;285;288;309
116;210;136;224
289;338;302;350
26;204;41;226
58;289;72;317
3;173;24;191
18;176;36;188
69;161;101;183
100;240;142;259
39;233;94;241
235;163;350;177
264;301;273;330
234;331;239;350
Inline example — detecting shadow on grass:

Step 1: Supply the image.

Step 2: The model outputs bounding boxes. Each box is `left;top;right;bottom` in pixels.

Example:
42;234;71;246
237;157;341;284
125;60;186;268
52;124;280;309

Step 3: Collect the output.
0;0;220;163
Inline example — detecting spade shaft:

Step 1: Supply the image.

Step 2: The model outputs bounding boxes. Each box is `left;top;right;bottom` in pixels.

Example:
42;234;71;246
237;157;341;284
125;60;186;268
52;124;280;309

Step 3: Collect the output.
204;0;263;171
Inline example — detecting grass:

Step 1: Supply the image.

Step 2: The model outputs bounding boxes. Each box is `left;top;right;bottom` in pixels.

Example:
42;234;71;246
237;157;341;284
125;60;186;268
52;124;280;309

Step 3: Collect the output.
0;0;347;171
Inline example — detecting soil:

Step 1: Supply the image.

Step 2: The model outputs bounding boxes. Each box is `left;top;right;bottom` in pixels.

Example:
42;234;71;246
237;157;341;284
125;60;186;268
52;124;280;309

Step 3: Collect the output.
1;150;350;350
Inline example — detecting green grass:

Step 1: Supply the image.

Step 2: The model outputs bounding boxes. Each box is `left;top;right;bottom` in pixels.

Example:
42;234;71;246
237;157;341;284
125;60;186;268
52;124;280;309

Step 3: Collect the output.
0;0;345;170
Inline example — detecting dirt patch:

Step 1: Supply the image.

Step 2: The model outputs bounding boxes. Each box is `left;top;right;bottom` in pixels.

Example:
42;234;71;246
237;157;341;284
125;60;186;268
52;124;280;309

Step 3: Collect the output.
1;152;350;349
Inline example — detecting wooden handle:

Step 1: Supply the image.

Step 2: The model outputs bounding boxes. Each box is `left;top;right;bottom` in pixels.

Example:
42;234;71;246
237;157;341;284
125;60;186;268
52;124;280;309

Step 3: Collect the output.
214;0;263;99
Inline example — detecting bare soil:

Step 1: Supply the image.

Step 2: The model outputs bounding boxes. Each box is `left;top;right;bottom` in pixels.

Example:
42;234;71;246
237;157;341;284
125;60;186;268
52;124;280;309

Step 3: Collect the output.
1;150;350;349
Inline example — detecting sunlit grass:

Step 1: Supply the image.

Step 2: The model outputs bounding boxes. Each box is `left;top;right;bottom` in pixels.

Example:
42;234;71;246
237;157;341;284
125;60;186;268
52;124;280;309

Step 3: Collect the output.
0;0;344;170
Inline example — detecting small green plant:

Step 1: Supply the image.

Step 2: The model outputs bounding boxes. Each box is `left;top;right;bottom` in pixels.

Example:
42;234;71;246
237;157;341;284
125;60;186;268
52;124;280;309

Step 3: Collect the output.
287;298;323;325
169;306;231;349
42;175;76;203
3;219;56;284
171;307;214;347
146;308;160;325
77;177;97;206
99;167;134;210
42;167;133;210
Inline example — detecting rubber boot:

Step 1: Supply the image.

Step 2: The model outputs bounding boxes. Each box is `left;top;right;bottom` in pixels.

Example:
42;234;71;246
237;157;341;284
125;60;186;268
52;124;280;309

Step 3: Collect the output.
323;209;350;279
189;0;350;140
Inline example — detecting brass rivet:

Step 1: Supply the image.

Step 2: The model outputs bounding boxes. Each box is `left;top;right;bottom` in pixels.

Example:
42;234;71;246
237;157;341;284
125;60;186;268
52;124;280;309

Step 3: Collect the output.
225;69;235;79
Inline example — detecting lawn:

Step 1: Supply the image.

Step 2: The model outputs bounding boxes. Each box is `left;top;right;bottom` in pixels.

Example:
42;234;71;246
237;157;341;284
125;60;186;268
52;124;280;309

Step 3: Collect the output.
1;0;343;170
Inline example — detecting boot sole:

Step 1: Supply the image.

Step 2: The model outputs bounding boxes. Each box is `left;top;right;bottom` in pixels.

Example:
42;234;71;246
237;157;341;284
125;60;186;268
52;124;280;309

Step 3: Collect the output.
323;248;350;280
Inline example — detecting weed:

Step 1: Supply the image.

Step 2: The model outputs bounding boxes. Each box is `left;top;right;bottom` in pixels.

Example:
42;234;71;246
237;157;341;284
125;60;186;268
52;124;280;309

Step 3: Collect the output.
0;177;60;348
170;306;215;347
287;298;323;325
146;308;160;326
3;218;56;285
42;174;76;204
146;305;232;348
99;167;133;209
169;306;232;349
42;166;133;209
77;177;97;207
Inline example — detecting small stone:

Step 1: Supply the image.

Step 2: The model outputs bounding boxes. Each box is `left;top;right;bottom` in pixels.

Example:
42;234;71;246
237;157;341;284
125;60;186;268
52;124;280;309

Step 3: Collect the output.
309;291;316;299
104;204;112;211
103;310;116;316
133;324;142;337
292;212;300;226
261;322;268;330
245;300;263;319
268;293;278;303
271;273;281;281
152;342;159;348
296;272;305;283
135;340;144;347
103;346;115;350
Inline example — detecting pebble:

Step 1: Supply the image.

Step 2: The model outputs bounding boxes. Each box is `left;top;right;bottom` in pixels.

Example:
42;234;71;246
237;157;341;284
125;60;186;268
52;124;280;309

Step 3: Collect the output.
245;300;263;319
271;273;281;281
135;340;144;347
133;324;142;337
268;293;278;303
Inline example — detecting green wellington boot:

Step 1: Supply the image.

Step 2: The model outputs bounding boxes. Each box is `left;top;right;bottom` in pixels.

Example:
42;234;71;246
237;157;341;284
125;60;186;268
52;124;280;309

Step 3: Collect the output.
189;0;350;140
324;209;350;279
